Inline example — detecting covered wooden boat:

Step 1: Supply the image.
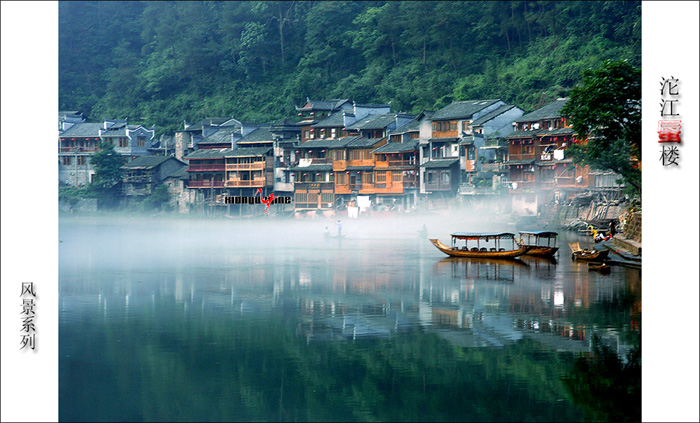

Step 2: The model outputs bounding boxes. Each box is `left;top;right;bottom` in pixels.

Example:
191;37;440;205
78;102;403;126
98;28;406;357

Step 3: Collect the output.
569;242;609;262
429;232;531;258
517;231;559;257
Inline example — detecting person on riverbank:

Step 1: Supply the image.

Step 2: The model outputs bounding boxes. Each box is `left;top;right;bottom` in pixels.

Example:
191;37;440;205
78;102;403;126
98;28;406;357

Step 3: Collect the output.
609;219;617;237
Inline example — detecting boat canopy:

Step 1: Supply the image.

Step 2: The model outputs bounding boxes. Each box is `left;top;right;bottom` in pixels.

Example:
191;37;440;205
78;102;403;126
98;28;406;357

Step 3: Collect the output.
519;231;558;238
451;232;515;240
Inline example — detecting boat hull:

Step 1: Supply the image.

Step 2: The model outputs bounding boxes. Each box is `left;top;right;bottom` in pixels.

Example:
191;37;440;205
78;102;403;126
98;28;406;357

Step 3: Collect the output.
520;246;559;258
572;249;609;262
429;239;530;258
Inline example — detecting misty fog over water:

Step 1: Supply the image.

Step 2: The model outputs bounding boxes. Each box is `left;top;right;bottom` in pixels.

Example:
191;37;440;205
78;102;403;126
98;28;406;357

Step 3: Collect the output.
59;213;640;422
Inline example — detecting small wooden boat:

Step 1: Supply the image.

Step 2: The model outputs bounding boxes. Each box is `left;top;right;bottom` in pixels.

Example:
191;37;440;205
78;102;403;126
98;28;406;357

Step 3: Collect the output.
588;262;611;274
429;232;531;258
569;242;609;262
517;231;559;258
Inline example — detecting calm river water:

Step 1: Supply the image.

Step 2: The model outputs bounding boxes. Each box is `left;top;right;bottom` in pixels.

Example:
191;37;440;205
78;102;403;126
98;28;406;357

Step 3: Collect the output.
59;214;641;422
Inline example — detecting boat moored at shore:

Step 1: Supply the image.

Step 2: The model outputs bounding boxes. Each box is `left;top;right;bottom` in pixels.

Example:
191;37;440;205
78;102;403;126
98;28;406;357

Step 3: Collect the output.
429;232;531;259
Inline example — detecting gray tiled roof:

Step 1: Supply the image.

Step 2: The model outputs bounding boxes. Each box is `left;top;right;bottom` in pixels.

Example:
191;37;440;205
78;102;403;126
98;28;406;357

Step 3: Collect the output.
346;113;398;130
428;137;460;143
373;140;419;153
59;122;102;138
297;99;351;111
471;105;516;126
514;98;569;123
392;119;420;134
163;166;189;180
289;163;333;172
420;158;459;168
431;100;500;121
505;159;536;165
184;148;233;159
122;156;173;169
236;126;274;144
225;147;272;157
201;127;239;144
298;137;357;149
506;127;574;139
346;137;384;148
311;112;347;128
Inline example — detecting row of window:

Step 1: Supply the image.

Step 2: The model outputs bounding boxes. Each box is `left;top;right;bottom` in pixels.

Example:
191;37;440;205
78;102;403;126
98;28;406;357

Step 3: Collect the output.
61;156;86;165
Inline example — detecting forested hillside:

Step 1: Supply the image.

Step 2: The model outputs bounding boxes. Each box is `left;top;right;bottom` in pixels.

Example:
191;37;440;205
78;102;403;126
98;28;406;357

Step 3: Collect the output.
59;1;640;135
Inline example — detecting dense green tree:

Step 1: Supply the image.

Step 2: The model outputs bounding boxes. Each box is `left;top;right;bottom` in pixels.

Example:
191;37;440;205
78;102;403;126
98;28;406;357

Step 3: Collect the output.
89;140;126;207
560;59;641;196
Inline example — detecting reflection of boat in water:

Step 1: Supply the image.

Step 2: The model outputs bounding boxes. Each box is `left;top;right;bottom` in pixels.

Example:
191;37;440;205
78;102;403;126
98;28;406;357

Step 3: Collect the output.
569;242;609;262
437;257;528;283
587;262;611;274
517;231;559;258
429;233;531;258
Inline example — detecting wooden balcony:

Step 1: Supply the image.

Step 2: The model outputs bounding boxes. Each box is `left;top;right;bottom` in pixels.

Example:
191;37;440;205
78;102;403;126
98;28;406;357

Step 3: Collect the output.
227;179;267;188
188;164;226;172
188;180;225;188
508;154;536;161
225;161;271;171
376;160;416;168
483;139;508;148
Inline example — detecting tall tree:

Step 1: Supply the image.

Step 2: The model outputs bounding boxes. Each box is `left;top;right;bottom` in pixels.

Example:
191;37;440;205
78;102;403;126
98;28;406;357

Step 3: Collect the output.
560;59;641;196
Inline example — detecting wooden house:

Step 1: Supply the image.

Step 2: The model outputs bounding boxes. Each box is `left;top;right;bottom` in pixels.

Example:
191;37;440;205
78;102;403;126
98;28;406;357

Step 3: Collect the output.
58;122;102;187
121;156;187;197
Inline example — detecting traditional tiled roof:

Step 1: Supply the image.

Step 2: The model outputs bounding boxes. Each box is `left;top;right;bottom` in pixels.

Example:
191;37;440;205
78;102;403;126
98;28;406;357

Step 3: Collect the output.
236;126;274;144
201;127;239;145
506;127;574;139
428;137;460;143
514;98;569;123
345;137;384;148
296;99;351;112
289;163;333;172
184;148;233;159
163;166;189;180
345;166;375;171
59;122;102;138
225;147;272;157
373;140;419;153
431;100;500;121
392;118;420;134
311;112;347;128
298;137;356;149
471;105;517;126
420;158;459;168
122;156;175;169
346;113;398;131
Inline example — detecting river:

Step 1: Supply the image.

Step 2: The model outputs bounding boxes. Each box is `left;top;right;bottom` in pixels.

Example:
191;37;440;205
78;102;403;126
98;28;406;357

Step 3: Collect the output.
59;213;640;422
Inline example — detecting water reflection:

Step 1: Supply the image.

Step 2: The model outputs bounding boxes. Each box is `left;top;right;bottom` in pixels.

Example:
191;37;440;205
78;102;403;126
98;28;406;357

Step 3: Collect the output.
59;218;640;422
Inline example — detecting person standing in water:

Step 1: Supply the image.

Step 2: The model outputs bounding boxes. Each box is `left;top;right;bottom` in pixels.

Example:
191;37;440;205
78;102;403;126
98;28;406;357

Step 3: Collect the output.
336;220;342;237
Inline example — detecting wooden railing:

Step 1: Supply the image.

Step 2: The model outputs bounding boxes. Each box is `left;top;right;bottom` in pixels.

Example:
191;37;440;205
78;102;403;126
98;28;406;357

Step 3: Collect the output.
508;154;536;161
188;180;225;188
425;182;452;191
225;162;266;171
227;179;267;187
484;139;508;148
188;164;226;172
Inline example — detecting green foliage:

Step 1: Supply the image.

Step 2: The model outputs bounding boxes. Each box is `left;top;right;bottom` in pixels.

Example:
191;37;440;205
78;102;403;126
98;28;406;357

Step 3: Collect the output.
59;1;641;136
142;184;171;211
89;140;126;207
560;59;641;196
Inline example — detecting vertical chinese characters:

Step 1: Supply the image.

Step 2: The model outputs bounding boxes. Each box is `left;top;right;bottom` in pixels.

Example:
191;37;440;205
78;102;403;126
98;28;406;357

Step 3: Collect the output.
659;76;681;166
20;282;36;351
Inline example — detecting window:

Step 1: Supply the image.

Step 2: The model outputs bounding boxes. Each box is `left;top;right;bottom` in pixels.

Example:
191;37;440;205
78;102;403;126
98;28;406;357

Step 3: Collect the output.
119;138;128;148
376;171;387;184
362;172;374;184
467;147;475;160
336;172;346;185
62;156;71;165
304;130;310;139
331;128;337;138
392;172;402;182
321;193;334;204
77;156;86;165
350;150;361;161
137;136;146;147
